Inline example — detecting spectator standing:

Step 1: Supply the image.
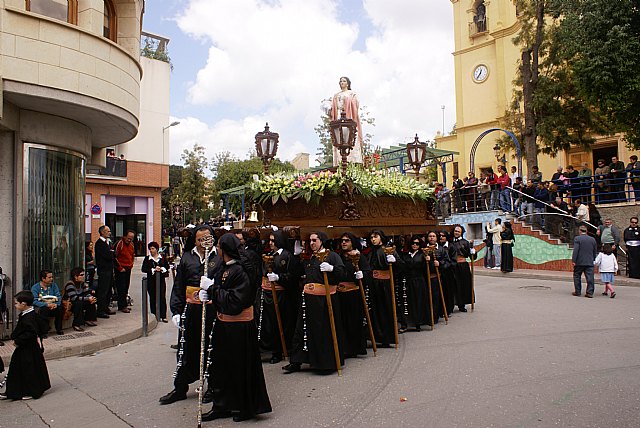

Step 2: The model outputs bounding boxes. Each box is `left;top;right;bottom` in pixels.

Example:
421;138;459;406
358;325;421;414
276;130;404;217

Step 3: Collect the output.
595;244;618;298
487;219;503;269
141;242;169;322
588;203;602;228
551;166;565;198
465;171;479;212
435;183;451;218
625;155;640;202
609;156;626;203
451;175;464;213
31;269;63;336
94;225;116;318
577;162;593;204
115;230;135;313
63;267;97;331
497;166;512;212
530;165;543;183
594;159;610;204
572;226;598;298
521;179;536;224
172;234;182;258
509;166;519;187
533;182;549;228
484;227;494;268
548;196;569;238
85;241;96;289
512;176;524;216
570;199;589;242
486;167;499;210
597;218;621;256
623;217;640;279
564;165;579;202
0;291;50;400
479;173;491;211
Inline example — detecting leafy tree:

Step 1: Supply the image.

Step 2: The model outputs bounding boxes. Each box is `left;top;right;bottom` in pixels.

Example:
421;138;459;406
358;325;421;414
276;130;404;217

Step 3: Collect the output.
551;0;640;148
174;143;209;223
314;100;376;166
161;164;183;229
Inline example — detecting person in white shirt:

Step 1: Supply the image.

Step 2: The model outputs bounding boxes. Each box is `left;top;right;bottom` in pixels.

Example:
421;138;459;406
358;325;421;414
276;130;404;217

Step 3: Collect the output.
486;219;503;269
594;244;618;298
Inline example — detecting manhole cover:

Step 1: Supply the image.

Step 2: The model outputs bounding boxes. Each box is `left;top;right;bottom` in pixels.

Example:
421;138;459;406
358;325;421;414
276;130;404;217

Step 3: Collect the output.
519;285;551;290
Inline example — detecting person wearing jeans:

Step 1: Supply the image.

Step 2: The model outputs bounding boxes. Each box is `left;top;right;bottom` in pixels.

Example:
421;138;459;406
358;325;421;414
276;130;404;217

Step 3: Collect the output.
487;219;503;269
572;226;598;297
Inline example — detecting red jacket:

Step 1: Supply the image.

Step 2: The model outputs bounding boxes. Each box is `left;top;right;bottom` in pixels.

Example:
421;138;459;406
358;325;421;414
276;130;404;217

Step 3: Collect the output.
497;173;511;190
115;240;135;271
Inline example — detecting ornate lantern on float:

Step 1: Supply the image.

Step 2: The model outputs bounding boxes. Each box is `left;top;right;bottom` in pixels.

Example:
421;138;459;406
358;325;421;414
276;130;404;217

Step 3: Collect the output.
255;123;279;175
406;134;427;180
329;112;357;176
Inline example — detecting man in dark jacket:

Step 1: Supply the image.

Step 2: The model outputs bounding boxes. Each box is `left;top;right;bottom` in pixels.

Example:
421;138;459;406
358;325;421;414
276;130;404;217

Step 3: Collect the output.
94;225;116;318
572;226;598;298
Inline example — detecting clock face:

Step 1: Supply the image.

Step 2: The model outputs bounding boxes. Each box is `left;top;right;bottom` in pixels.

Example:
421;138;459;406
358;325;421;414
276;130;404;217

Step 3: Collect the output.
473;64;489;83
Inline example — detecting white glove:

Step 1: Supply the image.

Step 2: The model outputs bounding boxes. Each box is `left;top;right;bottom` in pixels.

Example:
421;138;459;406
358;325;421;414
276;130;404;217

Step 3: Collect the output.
354;271;364;280
172;314;181;328
267;273;279;282
386;254;396;263
319;262;334;272
198;289;209;302
470;248;476;255
200;276;214;290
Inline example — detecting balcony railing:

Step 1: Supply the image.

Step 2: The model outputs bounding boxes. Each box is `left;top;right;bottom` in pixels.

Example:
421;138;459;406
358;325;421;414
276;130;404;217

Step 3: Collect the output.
469;17;488;37
100;156;127;177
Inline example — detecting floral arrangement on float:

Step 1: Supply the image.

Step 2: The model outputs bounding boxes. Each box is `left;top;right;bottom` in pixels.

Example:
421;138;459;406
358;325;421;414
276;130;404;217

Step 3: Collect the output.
250;164;434;205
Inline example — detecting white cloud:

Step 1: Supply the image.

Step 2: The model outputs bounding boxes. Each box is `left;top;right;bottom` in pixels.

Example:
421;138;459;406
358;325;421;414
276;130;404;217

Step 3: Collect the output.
171;0;455;166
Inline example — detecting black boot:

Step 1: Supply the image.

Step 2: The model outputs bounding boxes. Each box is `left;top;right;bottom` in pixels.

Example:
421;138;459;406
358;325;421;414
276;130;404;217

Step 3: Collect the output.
202;388;214;404
282;362;301;373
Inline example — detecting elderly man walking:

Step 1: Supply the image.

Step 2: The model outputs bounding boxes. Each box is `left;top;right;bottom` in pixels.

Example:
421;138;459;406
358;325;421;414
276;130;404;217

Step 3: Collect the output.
572;226;598;298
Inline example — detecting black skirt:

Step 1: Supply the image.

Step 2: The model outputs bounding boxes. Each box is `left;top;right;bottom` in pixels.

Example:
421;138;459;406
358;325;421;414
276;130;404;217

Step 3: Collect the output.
501;243;514;272
337;290;367;357
368;278;396;346
452;262;474;306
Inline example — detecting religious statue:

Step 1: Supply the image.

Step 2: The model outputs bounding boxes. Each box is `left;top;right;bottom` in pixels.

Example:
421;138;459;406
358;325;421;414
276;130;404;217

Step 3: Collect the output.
331;76;363;165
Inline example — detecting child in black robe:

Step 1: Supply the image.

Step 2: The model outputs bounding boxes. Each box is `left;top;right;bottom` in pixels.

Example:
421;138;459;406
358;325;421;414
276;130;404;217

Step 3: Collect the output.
0;290;50;400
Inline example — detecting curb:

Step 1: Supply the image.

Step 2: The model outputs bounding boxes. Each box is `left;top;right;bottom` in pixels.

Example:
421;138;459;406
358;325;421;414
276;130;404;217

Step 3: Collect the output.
475;269;640;287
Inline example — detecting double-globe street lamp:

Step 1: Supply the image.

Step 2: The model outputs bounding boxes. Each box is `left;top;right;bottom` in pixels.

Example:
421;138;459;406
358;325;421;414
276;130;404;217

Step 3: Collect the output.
406;134;427;181
255;123;279;175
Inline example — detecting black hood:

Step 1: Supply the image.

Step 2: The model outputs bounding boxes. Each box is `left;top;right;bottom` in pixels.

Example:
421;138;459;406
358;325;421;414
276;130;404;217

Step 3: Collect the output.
271;230;288;250
219;233;241;260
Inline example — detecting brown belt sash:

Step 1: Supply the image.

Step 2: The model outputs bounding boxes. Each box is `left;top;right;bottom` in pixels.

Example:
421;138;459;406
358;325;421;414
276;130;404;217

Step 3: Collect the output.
186;286;212;305
217;306;254;322
337;282;359;292
456;257;468;263
304;282;337;296
372;269;391;280
261;277;284;291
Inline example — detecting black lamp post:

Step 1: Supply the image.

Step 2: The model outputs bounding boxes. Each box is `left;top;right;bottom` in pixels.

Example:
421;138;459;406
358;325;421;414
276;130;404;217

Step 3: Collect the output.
406;134;427;181
493;142;506;164
329;112;357;175
255;123;279;175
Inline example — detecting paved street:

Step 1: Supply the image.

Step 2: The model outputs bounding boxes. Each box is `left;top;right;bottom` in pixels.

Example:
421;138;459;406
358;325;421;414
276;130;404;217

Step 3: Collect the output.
2;274;640;428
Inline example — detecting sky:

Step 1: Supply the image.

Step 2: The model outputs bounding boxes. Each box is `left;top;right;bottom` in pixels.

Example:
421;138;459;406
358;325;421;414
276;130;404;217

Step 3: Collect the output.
143;0;456;167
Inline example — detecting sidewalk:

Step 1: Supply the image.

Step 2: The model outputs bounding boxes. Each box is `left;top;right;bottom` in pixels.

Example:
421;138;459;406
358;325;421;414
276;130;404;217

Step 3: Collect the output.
0;260;161;366
475;266;640;287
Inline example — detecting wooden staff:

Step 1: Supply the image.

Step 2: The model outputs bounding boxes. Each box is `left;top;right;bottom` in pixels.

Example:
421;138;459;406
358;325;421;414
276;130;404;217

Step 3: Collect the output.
421;247;435;331
470;240;475;311
383;246;399;349
262;254;288;360
430;245;449;325
347;251;377;356
316;250;342;376
197;237;213;428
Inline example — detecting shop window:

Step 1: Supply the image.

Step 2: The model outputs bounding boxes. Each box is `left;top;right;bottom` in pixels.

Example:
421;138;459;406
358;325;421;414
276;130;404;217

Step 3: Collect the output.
103;0;117;42
26;0;78;24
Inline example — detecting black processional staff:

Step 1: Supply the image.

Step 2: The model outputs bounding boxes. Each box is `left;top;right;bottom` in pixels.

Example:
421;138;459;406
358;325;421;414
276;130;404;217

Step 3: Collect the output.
421;246;436;331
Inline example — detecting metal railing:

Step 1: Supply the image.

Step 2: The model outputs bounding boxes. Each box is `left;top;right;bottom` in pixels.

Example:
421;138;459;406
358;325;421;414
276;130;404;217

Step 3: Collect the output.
101;156;127;177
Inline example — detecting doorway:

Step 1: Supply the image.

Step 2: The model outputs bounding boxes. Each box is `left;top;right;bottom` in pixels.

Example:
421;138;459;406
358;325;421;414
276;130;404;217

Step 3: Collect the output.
592;146;618;170
105;214;147;256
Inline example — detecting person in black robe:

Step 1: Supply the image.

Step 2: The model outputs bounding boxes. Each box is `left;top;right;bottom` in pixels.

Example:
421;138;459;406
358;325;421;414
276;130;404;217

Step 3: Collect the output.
366;229;404;347
259;230;299;364
1;291;50;400
141;241;170;322
449;225;476;312
500;222;515;273
424;231;449;325
159;225;222;405
401;236;429;331
201;233;272;422
283;231;346;373
337;232;369;357
623;217;640;279
437;231;456;317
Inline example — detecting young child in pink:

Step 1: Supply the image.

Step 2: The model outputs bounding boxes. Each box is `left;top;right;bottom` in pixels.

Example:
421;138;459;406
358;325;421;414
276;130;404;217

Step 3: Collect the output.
594;244;618;298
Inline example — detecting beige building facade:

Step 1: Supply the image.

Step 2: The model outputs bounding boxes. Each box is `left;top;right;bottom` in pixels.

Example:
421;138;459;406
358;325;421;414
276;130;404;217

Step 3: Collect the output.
437;0;638;184
0;1;144;305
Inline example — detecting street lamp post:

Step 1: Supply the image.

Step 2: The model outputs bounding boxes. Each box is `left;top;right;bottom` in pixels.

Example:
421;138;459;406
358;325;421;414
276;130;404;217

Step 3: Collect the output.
406;134;427;181
329;112;357;176
493;142;506;165
255;123;279;175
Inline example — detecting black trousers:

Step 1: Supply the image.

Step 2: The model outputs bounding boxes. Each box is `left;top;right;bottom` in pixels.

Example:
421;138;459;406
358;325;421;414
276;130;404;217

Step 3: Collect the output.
146;275;167;319
96;267;113;314
71;300;97;326
115;269;132;310
38;305;63;332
